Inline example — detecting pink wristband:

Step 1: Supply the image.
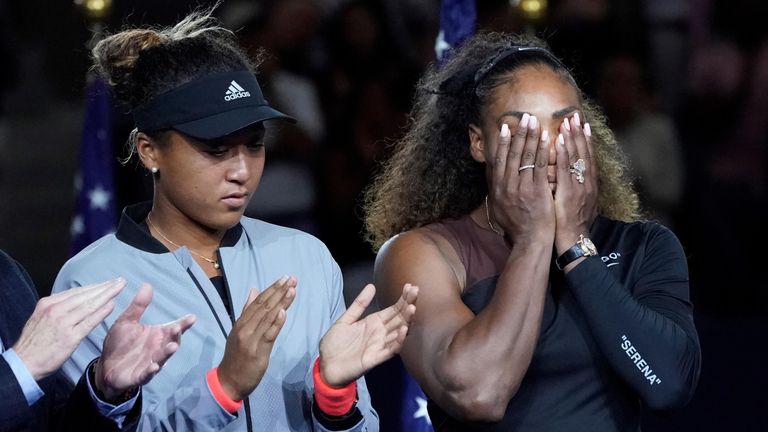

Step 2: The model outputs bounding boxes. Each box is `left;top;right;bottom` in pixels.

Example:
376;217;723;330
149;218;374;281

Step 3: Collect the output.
206;368;243;413
313;357;357;416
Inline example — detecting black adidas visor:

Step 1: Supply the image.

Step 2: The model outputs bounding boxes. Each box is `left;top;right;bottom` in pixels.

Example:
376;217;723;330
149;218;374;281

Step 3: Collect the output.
133;70;295;140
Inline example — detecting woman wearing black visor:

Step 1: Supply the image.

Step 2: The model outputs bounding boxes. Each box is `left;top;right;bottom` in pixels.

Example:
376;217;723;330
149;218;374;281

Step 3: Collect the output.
53;8;417;432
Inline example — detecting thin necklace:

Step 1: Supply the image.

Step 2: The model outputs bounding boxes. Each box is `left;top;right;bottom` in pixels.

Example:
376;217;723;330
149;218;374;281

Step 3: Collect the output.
146;213;221;269
485;195;504;236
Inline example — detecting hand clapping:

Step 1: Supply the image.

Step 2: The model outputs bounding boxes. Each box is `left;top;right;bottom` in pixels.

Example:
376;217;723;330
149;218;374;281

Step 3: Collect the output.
95;283;197;401
13;278;126;381
318;283;418;387
217;276;297;401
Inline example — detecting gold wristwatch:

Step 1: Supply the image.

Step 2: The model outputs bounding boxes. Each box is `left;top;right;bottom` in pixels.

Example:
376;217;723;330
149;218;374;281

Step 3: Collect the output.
556;234;597;270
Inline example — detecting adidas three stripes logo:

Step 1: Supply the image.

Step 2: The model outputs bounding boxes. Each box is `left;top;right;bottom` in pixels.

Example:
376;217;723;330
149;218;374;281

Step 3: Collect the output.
224;80;251;101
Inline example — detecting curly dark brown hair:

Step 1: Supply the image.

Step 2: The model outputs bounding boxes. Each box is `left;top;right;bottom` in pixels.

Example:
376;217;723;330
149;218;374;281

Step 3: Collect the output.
363;32;640;250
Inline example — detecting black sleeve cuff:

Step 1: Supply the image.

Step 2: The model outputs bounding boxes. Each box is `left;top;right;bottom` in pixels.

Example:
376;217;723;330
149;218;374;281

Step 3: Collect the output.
312;398;364;430
57;358;143;431
58;360;142;431
87;358;139;405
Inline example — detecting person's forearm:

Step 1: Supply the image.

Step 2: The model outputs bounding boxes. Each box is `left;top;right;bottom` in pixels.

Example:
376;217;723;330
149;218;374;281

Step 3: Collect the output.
433;240;551;420
566;258;701;410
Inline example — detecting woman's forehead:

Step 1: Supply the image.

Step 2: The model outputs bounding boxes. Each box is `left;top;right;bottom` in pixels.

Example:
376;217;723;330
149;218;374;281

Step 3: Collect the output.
485;66;580;118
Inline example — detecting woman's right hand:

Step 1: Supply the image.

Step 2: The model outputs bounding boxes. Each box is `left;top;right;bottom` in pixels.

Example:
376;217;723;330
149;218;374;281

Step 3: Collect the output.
487;113;555;244
217;276;297;401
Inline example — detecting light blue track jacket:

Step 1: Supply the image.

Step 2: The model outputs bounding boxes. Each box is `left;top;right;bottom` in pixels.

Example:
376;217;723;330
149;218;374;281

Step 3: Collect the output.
52;203;379;431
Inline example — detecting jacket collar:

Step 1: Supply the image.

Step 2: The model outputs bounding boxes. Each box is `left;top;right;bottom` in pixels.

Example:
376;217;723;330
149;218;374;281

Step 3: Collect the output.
115;202;243;253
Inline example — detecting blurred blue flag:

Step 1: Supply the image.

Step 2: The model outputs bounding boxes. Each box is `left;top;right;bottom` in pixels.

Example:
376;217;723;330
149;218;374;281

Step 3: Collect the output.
400;362;433;431
69;75;117;256
435;0;477;62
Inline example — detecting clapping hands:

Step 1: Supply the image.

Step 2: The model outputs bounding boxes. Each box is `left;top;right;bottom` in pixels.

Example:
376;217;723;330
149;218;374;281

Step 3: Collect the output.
13;278;126;381
95;283;196;401
318;283;418;387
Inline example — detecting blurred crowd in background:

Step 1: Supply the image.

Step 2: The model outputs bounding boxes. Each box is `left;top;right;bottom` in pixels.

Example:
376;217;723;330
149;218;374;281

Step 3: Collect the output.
0;0;765;430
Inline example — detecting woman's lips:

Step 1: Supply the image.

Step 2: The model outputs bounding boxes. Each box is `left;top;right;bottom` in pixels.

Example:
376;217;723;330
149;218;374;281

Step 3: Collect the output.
222;193;248;208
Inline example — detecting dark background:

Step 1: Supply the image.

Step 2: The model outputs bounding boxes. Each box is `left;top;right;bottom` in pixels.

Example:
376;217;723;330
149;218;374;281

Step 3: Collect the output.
0;0;765;430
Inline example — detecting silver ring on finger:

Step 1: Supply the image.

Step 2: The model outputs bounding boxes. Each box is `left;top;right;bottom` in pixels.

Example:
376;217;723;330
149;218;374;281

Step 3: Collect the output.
518;164;535;172
569;158;586;184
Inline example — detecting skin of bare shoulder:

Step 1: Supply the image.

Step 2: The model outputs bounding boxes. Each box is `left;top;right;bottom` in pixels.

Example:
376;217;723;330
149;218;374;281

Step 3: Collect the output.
374;228;464;304
373;228;486;416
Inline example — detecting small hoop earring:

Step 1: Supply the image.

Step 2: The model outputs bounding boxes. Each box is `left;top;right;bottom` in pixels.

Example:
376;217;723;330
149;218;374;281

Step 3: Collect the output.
151;167;158;174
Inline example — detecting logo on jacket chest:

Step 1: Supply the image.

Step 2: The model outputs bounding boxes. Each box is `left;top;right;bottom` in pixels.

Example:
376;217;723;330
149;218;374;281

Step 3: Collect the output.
601;251;621;267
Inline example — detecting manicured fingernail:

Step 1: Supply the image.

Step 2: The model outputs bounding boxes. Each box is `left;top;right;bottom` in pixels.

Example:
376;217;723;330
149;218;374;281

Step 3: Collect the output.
501;123;509;137
557;134;564;146
541;129;549;144
520;113;530;128
573;112;580;126
584;122;592;137
279;275;288;284
563;118;571;131
529;115;538;130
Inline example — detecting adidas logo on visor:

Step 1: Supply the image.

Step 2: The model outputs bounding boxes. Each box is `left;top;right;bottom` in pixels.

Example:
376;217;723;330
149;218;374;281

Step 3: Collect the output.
224;80;251;101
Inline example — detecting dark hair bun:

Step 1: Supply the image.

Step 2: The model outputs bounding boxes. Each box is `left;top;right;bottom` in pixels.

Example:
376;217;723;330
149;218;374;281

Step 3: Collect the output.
92;29;165;105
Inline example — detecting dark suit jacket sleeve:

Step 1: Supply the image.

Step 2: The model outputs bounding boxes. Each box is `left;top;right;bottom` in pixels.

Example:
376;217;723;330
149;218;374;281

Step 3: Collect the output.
1;249;142;431
0;249;39;432
55;363;143;432
0;355;34;431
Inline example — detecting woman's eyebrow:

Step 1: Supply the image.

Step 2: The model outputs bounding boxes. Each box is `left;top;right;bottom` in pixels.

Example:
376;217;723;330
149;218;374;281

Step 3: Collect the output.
496;106;579;124
195;138;224;149
552;106;578;119
496;111;525;124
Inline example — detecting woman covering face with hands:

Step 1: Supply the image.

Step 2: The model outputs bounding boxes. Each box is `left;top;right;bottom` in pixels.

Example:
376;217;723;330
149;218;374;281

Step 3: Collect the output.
365;33;700;431
476;63;599;267
52;9;417;432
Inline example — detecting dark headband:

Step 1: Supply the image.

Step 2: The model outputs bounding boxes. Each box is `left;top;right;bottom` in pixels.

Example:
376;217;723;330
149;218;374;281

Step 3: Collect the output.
473;46;569;90
133;70;294;140
438;46;571;95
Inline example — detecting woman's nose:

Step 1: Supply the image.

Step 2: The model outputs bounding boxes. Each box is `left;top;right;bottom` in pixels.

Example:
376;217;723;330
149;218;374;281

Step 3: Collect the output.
226;148;251;182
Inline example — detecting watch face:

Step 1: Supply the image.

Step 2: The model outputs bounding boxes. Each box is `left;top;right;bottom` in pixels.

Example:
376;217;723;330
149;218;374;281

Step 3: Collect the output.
580;237;597;256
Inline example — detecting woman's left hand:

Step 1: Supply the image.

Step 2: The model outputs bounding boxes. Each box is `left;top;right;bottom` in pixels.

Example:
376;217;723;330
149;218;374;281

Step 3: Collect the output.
553;112;598;255
318;283;418;387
